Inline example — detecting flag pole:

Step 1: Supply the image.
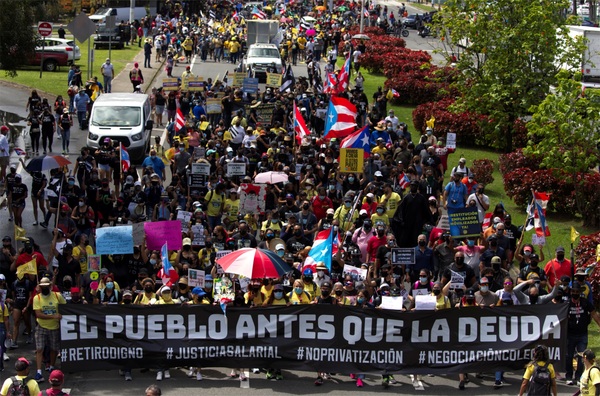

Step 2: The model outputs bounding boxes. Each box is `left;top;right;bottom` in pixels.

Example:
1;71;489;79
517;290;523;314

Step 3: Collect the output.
119;144;123;183
55;173;65;230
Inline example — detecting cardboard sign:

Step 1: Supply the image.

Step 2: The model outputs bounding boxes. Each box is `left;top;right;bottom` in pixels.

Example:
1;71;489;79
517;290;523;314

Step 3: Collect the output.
189;162;211;188
193;147;206;158
96;226;133;255
339;148;364;173
239;183;267;215
187;77;205;91
412;288;430;297
227;163;246;177
380;296;404;310
447;206;481;237
415;294;437;310
532;234;546;246
177;210;192;232
242;77;259;93
88;255;102;272
245;102;277;124
162;78;179;91
450;270;465;289
132;223;145;246
191;224;206;246
391;248;416;265
144;221;183;251
343;264;367;281
232;72;246;87
206;98;222;114
437;214;450;230
188;268;205;288
446;132;456;149
266;72;282;87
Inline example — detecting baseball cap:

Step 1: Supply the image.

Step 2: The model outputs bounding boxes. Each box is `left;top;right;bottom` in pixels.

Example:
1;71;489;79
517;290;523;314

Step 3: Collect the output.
374;171;383;177
39;277;51;286
285;193;294;199
459;158;466;164
274;284;284;291
100;268;109;275
491;256;501;264
326;208;335;215
15;357;30;371
556;246;565;253
359;209;368;216
161;286;171;293
275;243;285;251
321;281;332;289
479;277;489;284
49;369;64;384
571;281;582;290
183;238;192;246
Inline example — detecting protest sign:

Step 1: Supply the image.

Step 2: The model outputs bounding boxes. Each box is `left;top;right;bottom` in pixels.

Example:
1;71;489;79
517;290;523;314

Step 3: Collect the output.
266;73;281;87
246;103;276;124
447;207;481;237
214;276;235;301
412;288;430;297
96;226;133;255
189;162;211;188
380;296;404;310
437;214;450;230
132;223;145;246
232;72;245;87
177;211;192;232
446;132;456;149
191;224;206;246
188;268;205;288
415;295;437;310
227;163;246;177
187;77;205;91
391;248;416;265
532;234;546;246
88;255;101;272
144;221;183;251
450;271;465;289
206;99;222;114
242;78;259;93
239;183;266;214
343;265;367;281
339;148;364;173
162;78;179;91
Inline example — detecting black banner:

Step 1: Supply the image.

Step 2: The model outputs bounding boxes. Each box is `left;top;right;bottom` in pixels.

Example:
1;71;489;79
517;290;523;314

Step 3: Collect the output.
59;304;568;374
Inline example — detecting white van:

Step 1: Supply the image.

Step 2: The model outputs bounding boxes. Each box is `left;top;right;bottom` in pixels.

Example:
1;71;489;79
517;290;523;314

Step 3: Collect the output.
90;7;149;24
87;94;153;162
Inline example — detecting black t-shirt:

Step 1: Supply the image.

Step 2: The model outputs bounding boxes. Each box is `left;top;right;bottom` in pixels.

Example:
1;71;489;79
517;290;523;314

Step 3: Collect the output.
10;183;28;202
442;263;475;288
56;254;82;288
568;298;593;335
41;113;55;132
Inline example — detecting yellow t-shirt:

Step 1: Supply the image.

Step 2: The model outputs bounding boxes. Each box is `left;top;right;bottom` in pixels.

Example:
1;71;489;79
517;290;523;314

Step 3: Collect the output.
580;365;600;396
334;206;358;232
303;282;320;300
270;296;287;305
261;285;274;300
33;291;67;330
198;247;216;268
0;375;40;396
223;130;233;142
261;219;282;232
73;245;94;274
433;294;451;310
244;291;266;306
0;303;8;322
523;361;556;381
288;290;311;304
371;213;390;228
134;292;156;305
205;190;224;217
224;198;240;221
372;146;388;156
380;192;401;217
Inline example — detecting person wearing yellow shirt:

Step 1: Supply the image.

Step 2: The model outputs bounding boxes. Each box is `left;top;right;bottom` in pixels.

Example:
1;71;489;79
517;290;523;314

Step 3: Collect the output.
244;280;266;306
229;37;241;64
264;284;289;305
334;197;359;232
0;358;40;395
224;189;240;226
371;205;390;228
297;36;307;61
518;345;557;396
287;280;312;304
371;138;388;156
379;184;401;218
205;184;226;231
134;278;156;305
578;349;599;396
182;37;194;62
261;212;283;235
73;234;94;275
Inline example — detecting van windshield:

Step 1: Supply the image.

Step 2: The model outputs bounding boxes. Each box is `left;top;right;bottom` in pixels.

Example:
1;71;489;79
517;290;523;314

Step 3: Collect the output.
92;106;141;127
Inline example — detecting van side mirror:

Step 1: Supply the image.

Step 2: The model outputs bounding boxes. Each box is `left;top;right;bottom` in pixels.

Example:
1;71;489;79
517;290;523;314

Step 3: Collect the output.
145;120;154;131
109;8;117;15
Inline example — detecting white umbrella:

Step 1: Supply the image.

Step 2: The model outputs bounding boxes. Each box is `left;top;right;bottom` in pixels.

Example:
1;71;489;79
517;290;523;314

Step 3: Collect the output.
254;171;289;184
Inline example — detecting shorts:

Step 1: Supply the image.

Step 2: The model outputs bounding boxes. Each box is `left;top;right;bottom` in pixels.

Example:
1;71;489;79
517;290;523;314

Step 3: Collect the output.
98;163;111;173
35;326;60;351
156;105;165;115
11;201;25;208
0;156;8;167
185;49;192;57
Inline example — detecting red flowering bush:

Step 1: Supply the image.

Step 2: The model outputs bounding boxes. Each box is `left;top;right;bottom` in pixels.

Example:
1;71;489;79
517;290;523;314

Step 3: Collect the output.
412;98;487;144
472;159;495;186
498;148;541;175
574;230;600;308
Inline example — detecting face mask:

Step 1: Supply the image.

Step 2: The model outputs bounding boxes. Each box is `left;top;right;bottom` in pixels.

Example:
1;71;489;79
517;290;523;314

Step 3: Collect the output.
490;241;498;248
557;254;565;261
496;230;504;236
531;261;538;267
92;174;98;180
571;293;580;300
493;264;500;271
293;287;303;295
317;271;324;277
348;177;355;183
334;290;343;296
151;155;156;159
376;208;384;214
68;181;75;186
150;259;157;265
467;240;475;247
302;204;310;210
357;297;365;304
345;202;352;208
524;251;531;257
162;293;172;302
322;290;330;297
41;287;50;296
432;289;441;296
64;281;72;289
480;285;489;293
318;195;325;200
418;240;426;247
123;298;132;304
307;186;312;190
328;185;335;191
78;201;85;207
377;230;385;237
266;233;274;239
144;286;153;293
455;257;464;266
529;295;539;304
106;282;114;290
277;250;284;257
420;277;428;283
274;291;284;299
294;230;302;237
271;219;278;224
205;282;213;289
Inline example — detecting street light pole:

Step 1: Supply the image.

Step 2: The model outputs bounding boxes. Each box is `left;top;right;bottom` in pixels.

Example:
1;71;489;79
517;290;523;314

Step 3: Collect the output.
360;0;365;33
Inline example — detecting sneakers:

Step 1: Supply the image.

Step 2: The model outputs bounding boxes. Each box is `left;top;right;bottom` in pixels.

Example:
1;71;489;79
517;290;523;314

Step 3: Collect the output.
164;369;170;379
156;371;163;381
388;375;398;384
459;380;465;390
35;372;44;382
493;380;503;389
276;373;283;380
9;340;18;349
314;376;323;386
33;221;38;226
196;372;202;381
2;353;8;361
187;367;195;378
382;376;390;389
125;372;132;381
350;373;356;379
566;379;575;386
239;374;247;381
230;370;238;378
40;222;48;229
266;370;274;380
356;378;364;387
252;368;260;374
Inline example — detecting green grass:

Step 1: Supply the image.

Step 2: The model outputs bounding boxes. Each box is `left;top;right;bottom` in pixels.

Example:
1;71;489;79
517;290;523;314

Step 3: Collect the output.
0;38;142;97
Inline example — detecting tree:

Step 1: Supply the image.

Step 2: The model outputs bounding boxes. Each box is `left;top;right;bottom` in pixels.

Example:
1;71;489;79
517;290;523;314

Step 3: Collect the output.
437;0;583;152
0;0;41;77
525;71;600;226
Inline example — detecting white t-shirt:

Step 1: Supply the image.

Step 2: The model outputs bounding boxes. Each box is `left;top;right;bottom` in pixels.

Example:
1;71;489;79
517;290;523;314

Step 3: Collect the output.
467;192;490;223
101;62;114;78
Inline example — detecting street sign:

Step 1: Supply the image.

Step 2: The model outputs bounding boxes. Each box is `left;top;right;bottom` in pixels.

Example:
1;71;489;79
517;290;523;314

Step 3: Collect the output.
67;12;97;43
38;22;53;37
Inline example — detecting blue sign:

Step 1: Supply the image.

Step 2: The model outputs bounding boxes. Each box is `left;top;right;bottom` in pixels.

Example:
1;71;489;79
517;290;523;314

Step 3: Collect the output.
242;78;259;94
96;226;134;255
447;206;481;238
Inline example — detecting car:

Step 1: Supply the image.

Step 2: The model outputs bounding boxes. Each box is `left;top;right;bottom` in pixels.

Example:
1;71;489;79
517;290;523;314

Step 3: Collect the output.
27;49;69;71
94;25;126;49
36;37;81;63
242;43;282;82
402;14;420;29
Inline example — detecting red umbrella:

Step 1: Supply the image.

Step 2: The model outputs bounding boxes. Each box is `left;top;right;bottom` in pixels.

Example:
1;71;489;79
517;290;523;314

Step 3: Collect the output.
216;248;291;279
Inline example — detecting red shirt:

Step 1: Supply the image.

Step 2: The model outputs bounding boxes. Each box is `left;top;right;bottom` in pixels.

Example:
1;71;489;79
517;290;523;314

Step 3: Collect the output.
544;258;572;287
367;235;387;261
311;196;333;220
15;251;48;271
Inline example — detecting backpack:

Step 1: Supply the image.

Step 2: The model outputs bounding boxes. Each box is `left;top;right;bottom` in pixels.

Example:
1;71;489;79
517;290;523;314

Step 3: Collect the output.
8;376;30;396
527;362;551;396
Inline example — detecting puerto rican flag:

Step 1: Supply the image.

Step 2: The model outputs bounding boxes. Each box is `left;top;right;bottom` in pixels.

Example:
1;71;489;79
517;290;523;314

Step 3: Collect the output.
232;11;240;22
14;148;26;156
323;72;337;94
324;96;357;139
533;191;551;236
391;88;400;98
340;125;370;157
175;108;186;131
337;53;351;94
252;6;267;19
303;228;338;272
293;101;309;145
364;9;369;17
120;143;130;172
398;172;411;190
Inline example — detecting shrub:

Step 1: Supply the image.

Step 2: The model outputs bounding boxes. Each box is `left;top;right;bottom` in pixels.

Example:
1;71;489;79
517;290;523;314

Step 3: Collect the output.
574;230;600;309
498;148;541;175
472;159;495;186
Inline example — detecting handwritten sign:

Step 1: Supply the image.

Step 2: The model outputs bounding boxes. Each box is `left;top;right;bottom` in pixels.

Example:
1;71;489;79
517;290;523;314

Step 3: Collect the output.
412;288;430;297
446;132;456;149
191;224;206;246
339;148;364;173
144;221;183;251
437;214;450;230
266;72;281;87
391;248;415;265
188;268;205;288
215;250;231;274
227;163;246;177
162;78;179;91
132;223;145;246
415;294;437;310
206;98;222;114
177;210;192;232
96;226;133;255
380;296;404;310
232;72;245;87
532;234;546;246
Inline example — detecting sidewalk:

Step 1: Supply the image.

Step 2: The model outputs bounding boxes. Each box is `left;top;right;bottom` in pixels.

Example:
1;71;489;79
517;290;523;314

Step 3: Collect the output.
110;47;165;94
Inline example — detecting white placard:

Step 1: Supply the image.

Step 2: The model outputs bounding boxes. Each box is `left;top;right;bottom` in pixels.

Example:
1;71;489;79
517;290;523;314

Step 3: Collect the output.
415;294;437;310
177;210;192;232
191;162;211;175
411;288;429;297
450;270;465;289
532;234;546;246
188;268;205;288
380;296;404;310
215;250;232;274
446;132;456;149
227;163;246;177
343;264;367;281
191;224;205;246
238;277;250;292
